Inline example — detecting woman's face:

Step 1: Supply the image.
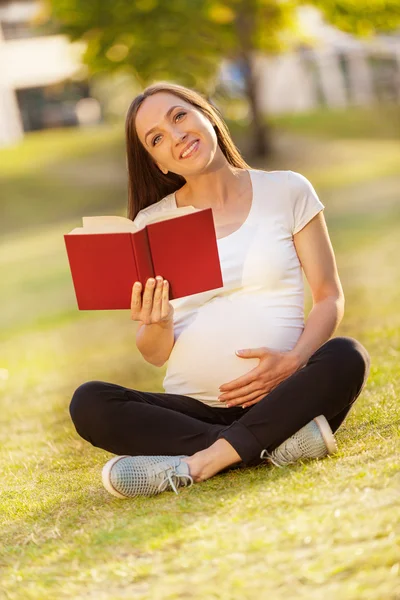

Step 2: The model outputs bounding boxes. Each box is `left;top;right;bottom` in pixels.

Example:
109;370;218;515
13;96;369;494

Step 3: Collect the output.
135;92;219;176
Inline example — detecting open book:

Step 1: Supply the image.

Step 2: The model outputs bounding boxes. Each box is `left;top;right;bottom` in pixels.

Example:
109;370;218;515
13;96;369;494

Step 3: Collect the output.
64;207;223;310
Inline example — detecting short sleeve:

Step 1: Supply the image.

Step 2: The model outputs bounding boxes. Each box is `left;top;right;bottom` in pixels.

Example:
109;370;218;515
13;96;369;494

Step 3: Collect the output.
132;211;146;229
131;195;174;229
287;170;325;235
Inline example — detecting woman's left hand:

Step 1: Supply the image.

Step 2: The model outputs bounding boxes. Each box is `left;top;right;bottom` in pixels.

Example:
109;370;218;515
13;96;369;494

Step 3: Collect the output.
218;347;301;408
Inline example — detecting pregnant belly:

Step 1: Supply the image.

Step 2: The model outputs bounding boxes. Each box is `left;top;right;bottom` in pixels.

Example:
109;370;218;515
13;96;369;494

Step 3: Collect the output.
163;296;303;407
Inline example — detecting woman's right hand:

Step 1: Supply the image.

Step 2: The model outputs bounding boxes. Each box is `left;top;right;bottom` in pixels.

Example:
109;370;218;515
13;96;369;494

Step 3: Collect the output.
130;276;174;327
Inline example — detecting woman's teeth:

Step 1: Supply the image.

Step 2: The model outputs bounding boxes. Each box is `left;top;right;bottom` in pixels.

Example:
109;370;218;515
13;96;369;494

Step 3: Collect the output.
181;140;198;158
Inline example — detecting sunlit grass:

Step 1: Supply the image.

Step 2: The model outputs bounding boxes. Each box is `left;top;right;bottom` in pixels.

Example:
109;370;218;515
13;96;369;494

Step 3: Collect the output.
271;104;400;140
0;124;126;236
0;124;123;177
1;115;399;599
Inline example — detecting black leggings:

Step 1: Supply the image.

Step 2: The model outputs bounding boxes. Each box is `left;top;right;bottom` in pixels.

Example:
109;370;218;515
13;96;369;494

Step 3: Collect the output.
70;337;370;467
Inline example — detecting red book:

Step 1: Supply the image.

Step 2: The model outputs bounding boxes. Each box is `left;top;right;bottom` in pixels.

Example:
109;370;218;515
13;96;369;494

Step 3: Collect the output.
64;207;223;310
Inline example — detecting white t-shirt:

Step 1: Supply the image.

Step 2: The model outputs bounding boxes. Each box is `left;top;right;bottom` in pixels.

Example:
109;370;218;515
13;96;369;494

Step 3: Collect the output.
133;169;325;408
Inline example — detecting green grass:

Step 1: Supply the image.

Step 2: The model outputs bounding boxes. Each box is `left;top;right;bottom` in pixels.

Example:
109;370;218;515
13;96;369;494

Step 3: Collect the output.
271;104;400;140
0;124;126;236
1;112;400;599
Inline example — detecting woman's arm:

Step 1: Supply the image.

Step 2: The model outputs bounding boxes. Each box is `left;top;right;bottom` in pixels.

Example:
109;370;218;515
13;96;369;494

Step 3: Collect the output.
136;320;175;367
290;211;345;368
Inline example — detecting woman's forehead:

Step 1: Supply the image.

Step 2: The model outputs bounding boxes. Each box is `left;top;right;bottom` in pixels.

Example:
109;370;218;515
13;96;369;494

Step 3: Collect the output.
136;92;191;138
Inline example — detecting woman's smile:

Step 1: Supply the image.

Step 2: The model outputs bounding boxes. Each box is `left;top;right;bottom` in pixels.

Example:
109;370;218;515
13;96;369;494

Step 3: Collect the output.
180;139;200;159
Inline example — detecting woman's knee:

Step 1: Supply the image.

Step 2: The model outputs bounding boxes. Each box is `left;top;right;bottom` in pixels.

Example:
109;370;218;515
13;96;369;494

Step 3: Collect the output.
325;336;370;384
69;380;108;433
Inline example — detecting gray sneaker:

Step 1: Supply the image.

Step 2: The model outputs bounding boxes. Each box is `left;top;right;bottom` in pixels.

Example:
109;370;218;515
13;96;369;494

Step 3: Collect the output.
260;415;338;467
102;455;193;498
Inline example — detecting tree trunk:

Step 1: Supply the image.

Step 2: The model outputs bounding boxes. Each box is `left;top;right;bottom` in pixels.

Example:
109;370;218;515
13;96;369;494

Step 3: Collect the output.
239;52;271;158
235;6;271;158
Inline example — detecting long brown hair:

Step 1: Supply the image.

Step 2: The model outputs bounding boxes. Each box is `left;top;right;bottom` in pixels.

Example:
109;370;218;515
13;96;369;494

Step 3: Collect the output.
125;81;250;221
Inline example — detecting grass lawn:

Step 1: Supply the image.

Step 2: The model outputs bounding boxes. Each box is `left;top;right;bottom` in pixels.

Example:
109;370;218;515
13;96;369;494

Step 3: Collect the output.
1;110;399;599
271;104;400;140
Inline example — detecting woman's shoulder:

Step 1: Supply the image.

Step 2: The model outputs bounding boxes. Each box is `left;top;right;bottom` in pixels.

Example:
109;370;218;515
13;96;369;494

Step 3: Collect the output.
133;193;176;227
250;168;304;183
250;169;315;196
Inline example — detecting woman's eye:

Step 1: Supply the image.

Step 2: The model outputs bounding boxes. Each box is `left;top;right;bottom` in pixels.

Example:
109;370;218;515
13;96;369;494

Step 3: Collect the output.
152;112;186;146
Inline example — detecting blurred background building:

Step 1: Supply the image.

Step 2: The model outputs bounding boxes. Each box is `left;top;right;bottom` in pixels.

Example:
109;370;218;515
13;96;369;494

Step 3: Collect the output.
0;0;399;147
220;7;400;115
0;0;99;146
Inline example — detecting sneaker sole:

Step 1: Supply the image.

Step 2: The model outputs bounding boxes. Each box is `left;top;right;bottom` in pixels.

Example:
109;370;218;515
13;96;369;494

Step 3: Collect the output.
101;455;131;499
314;416;338;455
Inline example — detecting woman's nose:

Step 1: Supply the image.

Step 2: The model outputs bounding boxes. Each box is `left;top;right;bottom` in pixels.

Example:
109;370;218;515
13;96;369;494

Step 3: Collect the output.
173;131;187;144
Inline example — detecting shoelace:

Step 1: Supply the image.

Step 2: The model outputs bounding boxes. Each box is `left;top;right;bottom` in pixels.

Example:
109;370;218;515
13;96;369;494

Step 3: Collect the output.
269;445;298;467
157;467;194;495
260;443;298;467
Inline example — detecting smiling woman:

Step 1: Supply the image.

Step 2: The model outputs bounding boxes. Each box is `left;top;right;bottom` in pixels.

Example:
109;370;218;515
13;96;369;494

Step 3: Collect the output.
68;81;370;500
124;82;250;219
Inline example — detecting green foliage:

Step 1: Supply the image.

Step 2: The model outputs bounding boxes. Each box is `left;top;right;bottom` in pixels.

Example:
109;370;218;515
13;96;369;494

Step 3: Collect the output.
309;0;400;36
45;0;297;90
45;0;400;91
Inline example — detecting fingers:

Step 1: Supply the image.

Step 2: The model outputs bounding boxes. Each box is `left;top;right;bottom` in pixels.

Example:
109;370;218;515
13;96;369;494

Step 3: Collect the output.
219;381;260;402
141;277;156;322
161;279;170;319
219;367;262;392
130;276;171;324
225;389;266;408
151;276;164;321
242;393;267;409
130;281;142;320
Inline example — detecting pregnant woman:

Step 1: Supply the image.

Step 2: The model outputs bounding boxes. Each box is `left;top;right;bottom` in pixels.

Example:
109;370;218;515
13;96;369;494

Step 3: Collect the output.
69;82;370;498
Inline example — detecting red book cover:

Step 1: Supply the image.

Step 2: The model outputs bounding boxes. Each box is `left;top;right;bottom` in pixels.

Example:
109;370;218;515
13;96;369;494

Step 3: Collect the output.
147;209;222;299
64;208;223;310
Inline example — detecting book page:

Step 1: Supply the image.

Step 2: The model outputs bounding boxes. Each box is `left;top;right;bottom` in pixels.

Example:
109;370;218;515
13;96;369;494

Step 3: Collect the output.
66;206;200;234
66;216;137;235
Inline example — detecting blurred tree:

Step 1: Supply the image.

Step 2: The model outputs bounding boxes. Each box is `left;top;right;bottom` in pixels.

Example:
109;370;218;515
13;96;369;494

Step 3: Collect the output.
43;0;400;157
310;0;400;37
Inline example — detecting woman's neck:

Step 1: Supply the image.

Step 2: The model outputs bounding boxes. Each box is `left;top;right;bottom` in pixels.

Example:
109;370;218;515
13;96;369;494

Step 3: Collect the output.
175;164;249;211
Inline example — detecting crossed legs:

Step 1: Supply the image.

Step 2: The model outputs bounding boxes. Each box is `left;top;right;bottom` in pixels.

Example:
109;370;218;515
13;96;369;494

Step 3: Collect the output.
70;337;370;482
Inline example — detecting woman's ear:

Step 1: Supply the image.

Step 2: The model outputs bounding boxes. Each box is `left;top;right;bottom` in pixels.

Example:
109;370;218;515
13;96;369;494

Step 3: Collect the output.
156;162;168;175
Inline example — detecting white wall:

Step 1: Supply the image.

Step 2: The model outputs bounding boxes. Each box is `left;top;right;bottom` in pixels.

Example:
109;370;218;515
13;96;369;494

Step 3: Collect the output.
254;52;318;115
0;22;23;147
